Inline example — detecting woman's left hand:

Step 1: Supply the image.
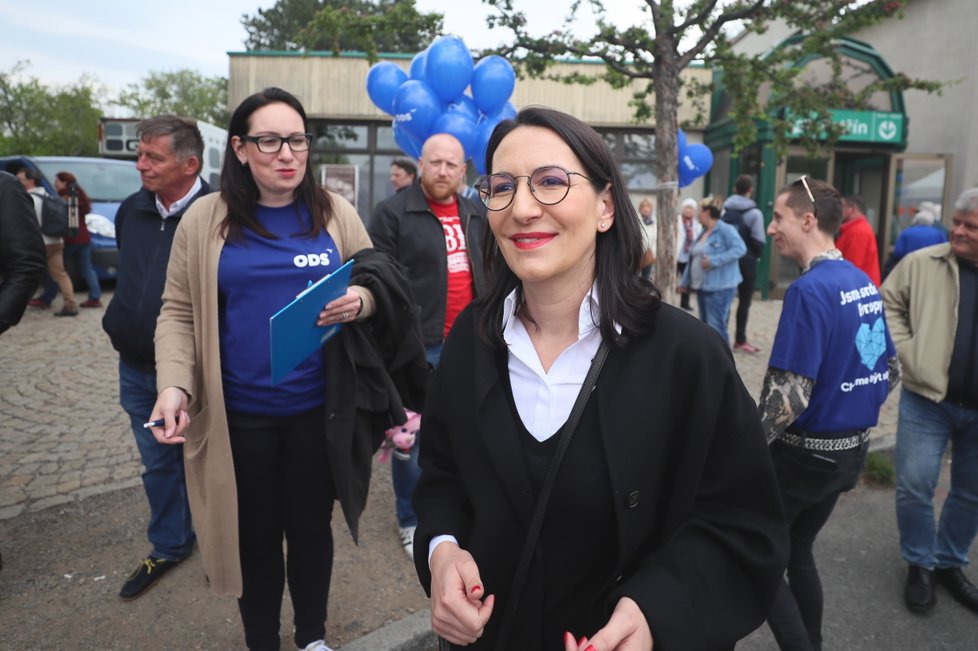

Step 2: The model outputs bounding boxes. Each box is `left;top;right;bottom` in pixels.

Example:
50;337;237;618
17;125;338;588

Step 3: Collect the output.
318;288;363;326
700;254;712;270
564;597;653;651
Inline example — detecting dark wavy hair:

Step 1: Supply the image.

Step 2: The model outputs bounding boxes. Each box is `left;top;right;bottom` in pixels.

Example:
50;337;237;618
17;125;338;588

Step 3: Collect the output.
54;171;91;217
220;87;333;241
475;106;660;349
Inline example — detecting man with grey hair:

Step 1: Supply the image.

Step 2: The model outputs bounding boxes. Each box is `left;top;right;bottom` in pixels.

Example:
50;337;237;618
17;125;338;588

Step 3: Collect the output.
102;116;212;600
882;187;978;615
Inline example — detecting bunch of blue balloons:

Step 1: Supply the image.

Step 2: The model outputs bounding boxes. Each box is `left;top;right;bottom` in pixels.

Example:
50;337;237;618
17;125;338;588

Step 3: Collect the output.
366;35;517;174
677;128;713;188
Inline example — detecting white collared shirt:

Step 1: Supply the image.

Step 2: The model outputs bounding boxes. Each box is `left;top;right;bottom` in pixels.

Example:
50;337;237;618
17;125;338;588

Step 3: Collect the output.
155;177;202;219
501;284;605;441
427;284;610;564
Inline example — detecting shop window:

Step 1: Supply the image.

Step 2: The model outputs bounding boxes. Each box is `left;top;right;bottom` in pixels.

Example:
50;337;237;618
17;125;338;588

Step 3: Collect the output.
889;155;950;247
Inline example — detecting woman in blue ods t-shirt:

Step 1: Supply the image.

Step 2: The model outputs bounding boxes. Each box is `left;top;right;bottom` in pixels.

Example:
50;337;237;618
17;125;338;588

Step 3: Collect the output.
148;87;381;651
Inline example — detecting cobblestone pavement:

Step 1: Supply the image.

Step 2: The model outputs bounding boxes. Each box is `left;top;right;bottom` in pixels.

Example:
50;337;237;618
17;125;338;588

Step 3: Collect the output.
1;290;139;520
0;291;899;523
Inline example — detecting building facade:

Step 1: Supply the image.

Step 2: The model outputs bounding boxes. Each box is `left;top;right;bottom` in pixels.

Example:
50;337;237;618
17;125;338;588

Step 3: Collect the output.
228;50;711;223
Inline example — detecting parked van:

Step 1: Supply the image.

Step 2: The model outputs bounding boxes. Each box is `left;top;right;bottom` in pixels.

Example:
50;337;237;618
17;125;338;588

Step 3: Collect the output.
98;117;227;187
0;156;141;281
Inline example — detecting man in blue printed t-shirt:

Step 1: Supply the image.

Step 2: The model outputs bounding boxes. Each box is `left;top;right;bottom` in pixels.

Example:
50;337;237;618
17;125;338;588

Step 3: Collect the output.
758;176;900;651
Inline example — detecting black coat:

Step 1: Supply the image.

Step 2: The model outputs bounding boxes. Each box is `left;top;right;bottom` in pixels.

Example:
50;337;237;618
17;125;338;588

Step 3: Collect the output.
414;304;789;650
0;171;46;334
323;247;429;541
368;183;487;346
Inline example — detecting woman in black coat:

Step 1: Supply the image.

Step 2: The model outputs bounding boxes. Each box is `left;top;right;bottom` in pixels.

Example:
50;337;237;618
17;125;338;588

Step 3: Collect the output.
412;107;788;651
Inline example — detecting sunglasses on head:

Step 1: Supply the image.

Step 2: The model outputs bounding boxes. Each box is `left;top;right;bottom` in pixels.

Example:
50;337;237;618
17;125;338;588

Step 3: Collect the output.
794;175;818;219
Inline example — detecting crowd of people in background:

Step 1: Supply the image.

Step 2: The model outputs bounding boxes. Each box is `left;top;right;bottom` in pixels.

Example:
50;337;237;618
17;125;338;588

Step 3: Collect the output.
4;89;977;651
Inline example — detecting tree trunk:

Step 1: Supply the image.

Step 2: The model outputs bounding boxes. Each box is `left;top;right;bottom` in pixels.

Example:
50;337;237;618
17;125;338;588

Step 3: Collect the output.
652;37;680;306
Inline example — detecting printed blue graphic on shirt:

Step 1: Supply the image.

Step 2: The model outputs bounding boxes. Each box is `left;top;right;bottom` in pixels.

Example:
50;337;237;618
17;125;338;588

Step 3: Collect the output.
855;317;887;370
769;260;895;433
218;201;339;416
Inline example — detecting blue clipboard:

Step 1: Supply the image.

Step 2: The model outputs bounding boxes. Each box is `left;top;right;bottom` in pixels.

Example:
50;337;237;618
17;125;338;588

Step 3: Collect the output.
269;259;354;385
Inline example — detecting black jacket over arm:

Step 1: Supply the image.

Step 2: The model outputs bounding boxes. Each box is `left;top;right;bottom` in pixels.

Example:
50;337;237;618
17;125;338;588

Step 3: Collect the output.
413;304;788;650
0;171;46;335
323;247;429;541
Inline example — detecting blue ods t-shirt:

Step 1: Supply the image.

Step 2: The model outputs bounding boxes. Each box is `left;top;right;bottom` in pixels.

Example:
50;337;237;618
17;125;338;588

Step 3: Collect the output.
218;202;340;416
769;259;896;434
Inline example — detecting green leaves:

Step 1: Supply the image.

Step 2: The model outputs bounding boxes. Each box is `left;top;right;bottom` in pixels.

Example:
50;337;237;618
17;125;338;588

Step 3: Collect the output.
242;0;444;60
0;62;102;156
115;70;228;127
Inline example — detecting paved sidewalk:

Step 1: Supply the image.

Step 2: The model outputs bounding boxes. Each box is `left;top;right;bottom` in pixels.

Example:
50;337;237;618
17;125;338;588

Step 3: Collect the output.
0;294;898;521
0;292;912;649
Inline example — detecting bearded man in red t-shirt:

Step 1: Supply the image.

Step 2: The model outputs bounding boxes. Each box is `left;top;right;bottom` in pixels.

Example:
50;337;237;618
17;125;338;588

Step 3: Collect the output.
368;132;488;558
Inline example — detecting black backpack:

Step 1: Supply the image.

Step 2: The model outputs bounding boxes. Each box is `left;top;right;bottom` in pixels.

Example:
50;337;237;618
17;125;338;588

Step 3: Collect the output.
38;193;79;238
722;205;764;259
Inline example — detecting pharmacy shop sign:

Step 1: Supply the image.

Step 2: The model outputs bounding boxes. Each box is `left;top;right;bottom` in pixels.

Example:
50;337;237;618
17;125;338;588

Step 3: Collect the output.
790;110;905;145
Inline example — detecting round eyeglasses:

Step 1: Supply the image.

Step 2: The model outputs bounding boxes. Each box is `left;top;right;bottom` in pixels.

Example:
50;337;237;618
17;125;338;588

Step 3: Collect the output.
240;133;313;154
477;166;592;211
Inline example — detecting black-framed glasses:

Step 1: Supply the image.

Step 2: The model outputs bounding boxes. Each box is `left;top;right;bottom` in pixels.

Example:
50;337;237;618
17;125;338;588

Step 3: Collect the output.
795;174;818;218
477;166;591;211
240;133;313;154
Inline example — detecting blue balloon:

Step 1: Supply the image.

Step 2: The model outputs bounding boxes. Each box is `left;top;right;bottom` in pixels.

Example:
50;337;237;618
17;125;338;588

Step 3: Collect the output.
425;36;474;103
392;120;422;159
432;110;478;162
393;80;442;141
366;62;408;115
473;113;503;175
409;50;428;84
444;94;479;122
471;55;516;116
678;143;714;186
496;101;517;121
677;127;687;152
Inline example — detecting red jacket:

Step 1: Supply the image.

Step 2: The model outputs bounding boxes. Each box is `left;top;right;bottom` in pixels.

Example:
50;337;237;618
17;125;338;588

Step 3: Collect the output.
836;214;881;285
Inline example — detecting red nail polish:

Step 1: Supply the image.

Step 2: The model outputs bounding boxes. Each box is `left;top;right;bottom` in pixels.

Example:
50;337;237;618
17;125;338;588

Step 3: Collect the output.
584;646;596;651
564;631;575;645
470;584;482;594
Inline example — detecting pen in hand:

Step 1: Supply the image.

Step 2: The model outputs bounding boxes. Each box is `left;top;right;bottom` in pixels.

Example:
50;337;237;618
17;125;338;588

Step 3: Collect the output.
143;415;181;429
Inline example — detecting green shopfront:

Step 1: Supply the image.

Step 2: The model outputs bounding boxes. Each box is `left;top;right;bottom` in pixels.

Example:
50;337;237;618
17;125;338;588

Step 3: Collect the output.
704;36;952;298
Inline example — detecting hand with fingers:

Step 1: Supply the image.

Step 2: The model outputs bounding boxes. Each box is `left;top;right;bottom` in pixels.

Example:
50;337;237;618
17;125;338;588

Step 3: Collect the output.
147;386;191;444
563;597;653;651
317;287;363;326
429;541;495;646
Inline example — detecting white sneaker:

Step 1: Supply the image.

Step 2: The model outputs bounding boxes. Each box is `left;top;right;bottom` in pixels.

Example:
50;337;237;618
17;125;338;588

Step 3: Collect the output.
298;641;334;651
398;525;416;559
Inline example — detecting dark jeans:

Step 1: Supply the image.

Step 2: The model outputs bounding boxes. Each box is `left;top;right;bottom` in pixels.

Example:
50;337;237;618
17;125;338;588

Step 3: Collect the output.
677;261;691;308
735;257;758;345
392;342;442;528
766;439;868;651
118;360;194;561
228;405;336;651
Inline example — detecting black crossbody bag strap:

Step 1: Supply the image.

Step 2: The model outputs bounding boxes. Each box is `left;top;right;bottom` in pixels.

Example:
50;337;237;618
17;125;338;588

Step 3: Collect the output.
489;340;611;651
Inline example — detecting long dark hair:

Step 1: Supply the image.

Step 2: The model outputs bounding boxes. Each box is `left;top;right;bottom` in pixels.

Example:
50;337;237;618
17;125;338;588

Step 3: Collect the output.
220;87;333;240
55;171;92;217
476;106;660;349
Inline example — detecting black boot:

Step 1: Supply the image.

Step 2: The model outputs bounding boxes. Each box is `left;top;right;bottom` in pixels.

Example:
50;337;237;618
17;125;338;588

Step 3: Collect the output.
936;567;978;612
905;565;937;614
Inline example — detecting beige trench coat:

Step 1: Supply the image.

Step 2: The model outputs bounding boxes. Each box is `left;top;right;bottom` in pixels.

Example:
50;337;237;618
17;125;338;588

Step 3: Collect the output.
155;191;374;596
